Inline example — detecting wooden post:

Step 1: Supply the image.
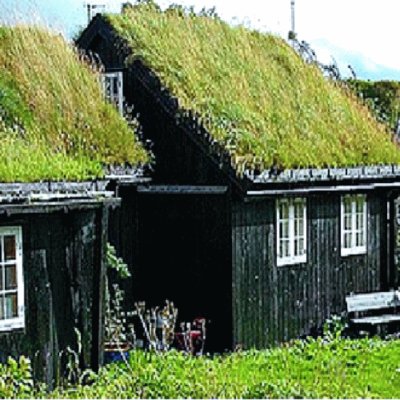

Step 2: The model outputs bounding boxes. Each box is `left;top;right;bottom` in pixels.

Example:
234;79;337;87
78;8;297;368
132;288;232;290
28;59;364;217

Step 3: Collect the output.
91;204;108;370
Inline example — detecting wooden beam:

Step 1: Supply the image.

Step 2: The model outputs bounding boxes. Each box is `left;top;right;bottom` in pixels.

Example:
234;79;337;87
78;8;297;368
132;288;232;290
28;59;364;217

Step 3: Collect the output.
246;182;400;198
0;198;120;215
136;185;228;195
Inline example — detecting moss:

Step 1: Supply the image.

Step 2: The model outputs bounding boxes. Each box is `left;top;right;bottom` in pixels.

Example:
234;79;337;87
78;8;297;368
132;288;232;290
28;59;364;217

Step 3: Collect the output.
107;4;400;170
0;26;148;182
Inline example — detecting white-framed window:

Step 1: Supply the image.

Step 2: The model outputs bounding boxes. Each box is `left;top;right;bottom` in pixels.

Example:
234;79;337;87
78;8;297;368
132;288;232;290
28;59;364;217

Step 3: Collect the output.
341;194;367;256
276;198;307;266
0;227;24;332
102;71;124;115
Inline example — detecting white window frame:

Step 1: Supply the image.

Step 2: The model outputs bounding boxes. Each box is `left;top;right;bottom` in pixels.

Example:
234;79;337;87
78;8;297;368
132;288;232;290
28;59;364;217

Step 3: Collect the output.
276;198;307;267
0;226;24;332
341;194;367;257
102;71;124;115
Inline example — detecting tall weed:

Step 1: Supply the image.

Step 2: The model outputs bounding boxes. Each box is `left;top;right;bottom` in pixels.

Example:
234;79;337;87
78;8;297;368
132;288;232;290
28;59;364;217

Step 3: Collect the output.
0;25;148;182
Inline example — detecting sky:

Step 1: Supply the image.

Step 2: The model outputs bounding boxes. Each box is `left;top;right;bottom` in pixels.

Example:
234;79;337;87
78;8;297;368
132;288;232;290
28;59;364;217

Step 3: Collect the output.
0;0;399;81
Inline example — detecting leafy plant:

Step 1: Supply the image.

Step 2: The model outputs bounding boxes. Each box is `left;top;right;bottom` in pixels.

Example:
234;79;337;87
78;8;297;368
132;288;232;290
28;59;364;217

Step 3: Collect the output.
105;283;135;348
347;79;400;131
0;356;33;399
104;243;134;348
106;243;131;278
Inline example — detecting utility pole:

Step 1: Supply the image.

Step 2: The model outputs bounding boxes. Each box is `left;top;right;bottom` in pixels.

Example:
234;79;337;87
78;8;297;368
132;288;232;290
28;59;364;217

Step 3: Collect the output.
288;0;296;42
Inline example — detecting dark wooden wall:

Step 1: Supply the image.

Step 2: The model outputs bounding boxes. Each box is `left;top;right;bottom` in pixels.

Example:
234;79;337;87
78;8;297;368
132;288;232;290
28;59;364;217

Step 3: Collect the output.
125;63;238;188
0;206;106;387
232;192;386;348
107;184;140;310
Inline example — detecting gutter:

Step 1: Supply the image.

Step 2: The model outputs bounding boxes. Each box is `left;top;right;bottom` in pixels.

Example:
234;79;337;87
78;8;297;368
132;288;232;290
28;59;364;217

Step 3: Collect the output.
246;181;400;197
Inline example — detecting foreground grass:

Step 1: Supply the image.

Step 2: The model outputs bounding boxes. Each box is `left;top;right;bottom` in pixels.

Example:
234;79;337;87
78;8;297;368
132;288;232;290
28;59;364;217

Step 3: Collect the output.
107;3;400;171
0;26;148;182
46;337;400;399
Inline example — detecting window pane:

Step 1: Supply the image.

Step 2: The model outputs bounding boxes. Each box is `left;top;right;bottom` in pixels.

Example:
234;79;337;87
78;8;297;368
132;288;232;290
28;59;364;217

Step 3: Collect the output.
356;198;365;213
294;237;299;256
280;220;289;239
105;77;111;95
356;231;364;247
4;236;16;261
4;293;17;319
343;198;352;213
280;239;289;258
5;264;17;290
294;237;304;256
294;202;302;218
112;77;118;95
0;265;3;291
344;232;352;249
279;203;289;220
295;217;304;237
299;238;305;254
344;215;352;231
0;297;3;320
356;213;364;230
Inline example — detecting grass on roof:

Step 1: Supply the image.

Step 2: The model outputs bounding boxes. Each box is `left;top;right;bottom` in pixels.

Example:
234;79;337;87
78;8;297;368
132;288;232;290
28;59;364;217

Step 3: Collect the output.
107;3;400;171
0;26;148;182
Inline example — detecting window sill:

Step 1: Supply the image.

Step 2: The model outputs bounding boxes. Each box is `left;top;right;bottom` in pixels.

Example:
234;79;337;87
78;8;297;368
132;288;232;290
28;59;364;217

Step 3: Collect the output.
277;255;307;267
341;247;367;257
0;318;25;332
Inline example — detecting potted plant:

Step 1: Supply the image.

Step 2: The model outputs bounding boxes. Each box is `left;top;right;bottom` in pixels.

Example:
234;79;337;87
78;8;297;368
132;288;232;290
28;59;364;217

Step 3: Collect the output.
104;283;135;363
103;244;134;363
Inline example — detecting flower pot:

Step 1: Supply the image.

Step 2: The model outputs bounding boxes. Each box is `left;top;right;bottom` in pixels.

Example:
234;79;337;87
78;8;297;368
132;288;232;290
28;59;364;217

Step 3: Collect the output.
104;342;131;364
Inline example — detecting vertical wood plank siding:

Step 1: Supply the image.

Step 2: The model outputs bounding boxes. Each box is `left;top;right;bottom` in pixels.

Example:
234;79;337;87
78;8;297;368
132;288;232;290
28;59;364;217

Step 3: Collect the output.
107;185;139;312
232;193;385;348
0;208;106;387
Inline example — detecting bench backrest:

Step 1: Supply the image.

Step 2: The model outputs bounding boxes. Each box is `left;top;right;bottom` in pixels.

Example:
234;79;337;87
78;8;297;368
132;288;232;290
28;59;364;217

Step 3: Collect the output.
346;291;400;313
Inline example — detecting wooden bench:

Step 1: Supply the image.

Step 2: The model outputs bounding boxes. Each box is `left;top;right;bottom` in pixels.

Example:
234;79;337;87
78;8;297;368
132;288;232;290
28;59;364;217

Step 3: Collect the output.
346;290;400;335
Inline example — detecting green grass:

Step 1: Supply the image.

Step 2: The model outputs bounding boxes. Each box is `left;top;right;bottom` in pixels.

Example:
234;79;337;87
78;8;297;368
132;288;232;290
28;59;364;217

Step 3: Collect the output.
0;25;148;182
107;3;400;171
49;337;400;398
3;336;400;398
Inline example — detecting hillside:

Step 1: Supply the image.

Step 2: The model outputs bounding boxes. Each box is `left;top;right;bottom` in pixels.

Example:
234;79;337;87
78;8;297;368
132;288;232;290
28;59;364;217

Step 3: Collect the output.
107;3;400;171
0;26;147;182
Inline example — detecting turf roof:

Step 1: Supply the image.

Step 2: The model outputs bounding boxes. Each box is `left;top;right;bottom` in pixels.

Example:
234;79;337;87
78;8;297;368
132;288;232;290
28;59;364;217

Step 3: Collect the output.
107;3;400;171
0;25;148;182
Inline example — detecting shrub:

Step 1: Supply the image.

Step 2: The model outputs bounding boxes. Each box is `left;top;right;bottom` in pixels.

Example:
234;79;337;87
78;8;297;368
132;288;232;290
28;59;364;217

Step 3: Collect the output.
0;356;34;399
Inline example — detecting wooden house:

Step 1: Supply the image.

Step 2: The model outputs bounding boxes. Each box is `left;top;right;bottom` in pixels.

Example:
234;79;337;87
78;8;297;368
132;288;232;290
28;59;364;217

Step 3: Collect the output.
0;182;114;386
0;26;147;384
78;4;400;351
